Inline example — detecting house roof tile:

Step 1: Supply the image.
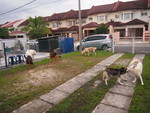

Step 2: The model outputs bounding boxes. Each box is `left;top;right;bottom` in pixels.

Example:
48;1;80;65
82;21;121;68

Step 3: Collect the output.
124;18;148;25
88;3;116;15
47;9;89;21
67;25;78;31
116;0;148;11
88;0;149;15
82;22;100;28
106;21;124;27
2;19;22;28
52;27;67;32
18;19;29;26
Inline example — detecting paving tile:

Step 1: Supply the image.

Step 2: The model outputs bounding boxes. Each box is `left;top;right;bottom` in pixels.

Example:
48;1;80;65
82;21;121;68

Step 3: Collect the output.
39;89;69;105
86;67;104;75
55;80;82;94
101;92;132;110
92;103;127;113
109;85;134;96
13;99;52;113
69;76;91;85
77;72;97;79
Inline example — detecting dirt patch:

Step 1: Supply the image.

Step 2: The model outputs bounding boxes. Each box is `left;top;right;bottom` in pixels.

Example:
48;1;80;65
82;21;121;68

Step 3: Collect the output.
13;59;82;91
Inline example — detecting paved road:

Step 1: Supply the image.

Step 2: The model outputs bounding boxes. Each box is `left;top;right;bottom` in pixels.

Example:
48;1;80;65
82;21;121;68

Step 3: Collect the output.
114;43;150;54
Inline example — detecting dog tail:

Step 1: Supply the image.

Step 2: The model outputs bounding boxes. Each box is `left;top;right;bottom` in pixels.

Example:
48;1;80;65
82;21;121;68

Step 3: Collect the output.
129;59;141;66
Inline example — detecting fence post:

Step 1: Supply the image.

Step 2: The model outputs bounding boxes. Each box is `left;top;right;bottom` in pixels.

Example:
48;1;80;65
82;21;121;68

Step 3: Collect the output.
3;43;8;68
112;37;115;53
132;37;135;54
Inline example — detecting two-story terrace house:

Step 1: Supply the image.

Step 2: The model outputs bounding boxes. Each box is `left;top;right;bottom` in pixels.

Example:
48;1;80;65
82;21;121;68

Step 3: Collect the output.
83;0;150;38
18;0;150;41
44;9;89;41
1;19;28;38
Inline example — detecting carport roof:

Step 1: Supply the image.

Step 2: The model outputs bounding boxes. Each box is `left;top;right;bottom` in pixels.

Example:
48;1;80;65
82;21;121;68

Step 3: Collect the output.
82;22;100;28
124;19;148;25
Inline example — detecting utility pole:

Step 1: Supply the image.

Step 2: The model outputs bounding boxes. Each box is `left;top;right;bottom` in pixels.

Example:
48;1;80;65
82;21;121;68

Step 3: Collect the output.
78;0;82;51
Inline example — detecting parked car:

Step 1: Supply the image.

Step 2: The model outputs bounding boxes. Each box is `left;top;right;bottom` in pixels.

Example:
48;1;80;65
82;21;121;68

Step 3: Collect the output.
76;34;113;51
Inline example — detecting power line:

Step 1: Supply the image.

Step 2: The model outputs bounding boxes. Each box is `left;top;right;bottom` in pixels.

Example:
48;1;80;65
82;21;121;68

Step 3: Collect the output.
0;0;36;16
0;0;63;18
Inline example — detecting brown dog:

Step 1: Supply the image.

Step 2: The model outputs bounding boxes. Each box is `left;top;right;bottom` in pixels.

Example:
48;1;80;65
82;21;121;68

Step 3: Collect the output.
49;51;61;61
24;55;34;67
82;47;96;56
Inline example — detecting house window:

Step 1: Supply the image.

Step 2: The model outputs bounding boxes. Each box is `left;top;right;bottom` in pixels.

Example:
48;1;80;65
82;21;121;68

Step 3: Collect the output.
121;13;133;20
52;22;59;28
67;21;75;26
89;17;93;20
97;15;107;22
82;20;86;24
141;12;147;16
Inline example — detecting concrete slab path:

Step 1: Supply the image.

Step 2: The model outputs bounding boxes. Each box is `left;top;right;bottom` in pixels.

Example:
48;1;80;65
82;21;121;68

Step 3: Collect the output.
92;54;145;113
13;53;123;113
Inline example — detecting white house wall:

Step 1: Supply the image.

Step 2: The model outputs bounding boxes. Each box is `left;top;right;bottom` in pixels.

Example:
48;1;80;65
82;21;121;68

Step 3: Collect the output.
88;9;150;24
1;37;27;50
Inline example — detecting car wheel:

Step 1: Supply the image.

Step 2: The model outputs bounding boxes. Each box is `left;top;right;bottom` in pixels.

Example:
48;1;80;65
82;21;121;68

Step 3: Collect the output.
102;45;108;50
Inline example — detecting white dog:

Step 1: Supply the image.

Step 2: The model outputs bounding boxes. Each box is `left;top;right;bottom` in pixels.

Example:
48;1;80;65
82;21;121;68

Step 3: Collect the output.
127;59;144;85
25;49;36;59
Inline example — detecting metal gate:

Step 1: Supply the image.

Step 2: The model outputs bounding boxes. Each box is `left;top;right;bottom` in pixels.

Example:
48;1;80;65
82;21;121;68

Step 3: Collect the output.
113;37;150;54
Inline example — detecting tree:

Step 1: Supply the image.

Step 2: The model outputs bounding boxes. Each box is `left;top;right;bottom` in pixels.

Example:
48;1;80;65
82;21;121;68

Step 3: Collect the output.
95;23;109;34
0;27;9;39
22;16;52;39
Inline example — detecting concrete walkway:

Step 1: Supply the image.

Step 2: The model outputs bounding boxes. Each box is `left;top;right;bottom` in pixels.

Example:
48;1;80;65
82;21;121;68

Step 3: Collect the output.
92;54;145;113
13;53;123;113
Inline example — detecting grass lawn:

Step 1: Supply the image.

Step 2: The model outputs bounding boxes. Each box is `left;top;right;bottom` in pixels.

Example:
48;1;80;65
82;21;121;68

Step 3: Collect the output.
129;55;150;113
46;53;134;113
0;50;113;113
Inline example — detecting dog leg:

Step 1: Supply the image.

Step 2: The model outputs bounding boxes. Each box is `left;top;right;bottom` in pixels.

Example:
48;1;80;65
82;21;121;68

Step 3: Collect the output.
94;51;96;56
105;79;108;85
103;71;109;85
118;78;123;85
132;76;137;83
88;52;90;56
138;73;144;85
120;75;127;81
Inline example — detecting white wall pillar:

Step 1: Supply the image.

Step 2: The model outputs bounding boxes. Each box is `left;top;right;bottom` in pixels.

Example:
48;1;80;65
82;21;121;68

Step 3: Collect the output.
143;26;146;41
125;27;128;36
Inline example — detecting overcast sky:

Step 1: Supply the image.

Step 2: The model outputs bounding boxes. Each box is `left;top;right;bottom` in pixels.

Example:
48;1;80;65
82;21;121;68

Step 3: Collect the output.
0;0;134;24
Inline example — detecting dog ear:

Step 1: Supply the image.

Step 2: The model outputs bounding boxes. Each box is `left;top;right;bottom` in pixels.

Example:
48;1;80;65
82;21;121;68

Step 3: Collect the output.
120;67;125;71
